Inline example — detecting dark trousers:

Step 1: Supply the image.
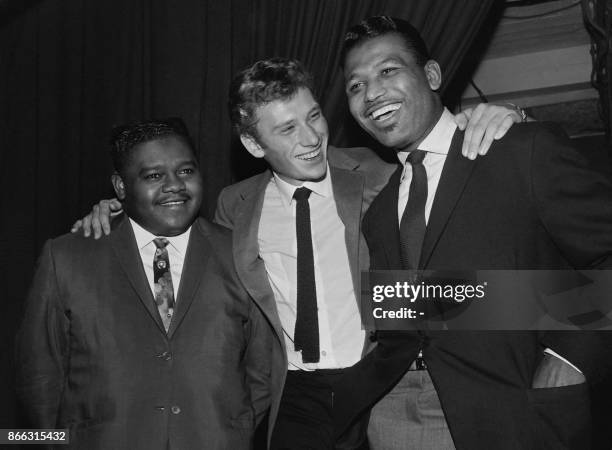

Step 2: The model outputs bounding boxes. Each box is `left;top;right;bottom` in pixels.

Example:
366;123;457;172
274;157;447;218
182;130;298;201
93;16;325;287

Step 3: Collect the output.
270;369;345;450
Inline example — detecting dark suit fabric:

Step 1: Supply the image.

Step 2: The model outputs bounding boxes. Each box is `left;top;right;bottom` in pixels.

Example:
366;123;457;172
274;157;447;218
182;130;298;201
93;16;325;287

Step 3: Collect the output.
214;146;395;447
336;123;612;450
16;216;272;450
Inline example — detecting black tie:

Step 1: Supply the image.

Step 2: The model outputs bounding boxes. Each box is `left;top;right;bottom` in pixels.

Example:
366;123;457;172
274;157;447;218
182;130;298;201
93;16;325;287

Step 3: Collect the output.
399;150;428;270
293;187;319;363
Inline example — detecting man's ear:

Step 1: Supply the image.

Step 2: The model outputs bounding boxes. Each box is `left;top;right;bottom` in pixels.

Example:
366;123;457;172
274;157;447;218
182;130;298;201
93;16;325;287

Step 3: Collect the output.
111;173;127;201
240;134;265;159
424;60;442;91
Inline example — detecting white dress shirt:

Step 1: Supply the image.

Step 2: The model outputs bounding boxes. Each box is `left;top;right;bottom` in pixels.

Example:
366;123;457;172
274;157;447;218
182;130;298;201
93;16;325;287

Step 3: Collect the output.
129;218;191;300
396;108;580;372
397;107;456;226
258;166;365;371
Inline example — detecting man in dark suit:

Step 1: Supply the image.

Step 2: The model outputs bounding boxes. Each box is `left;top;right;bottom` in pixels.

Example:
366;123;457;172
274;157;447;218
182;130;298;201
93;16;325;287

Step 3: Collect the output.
16;119;272;449
334;16;612;450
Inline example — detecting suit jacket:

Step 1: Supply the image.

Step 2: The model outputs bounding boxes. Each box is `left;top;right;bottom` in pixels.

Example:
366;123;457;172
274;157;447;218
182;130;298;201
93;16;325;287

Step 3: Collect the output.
16;216;272;450
336;123;612;450
214;146;395;446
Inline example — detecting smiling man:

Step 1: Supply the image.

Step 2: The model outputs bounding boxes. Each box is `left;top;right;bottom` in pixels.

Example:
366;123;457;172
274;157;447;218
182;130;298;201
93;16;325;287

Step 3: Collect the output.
16;119;272;450
333;16;612;450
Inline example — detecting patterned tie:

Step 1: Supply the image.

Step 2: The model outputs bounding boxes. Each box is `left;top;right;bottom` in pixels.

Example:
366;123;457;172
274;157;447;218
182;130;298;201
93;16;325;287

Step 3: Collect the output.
293;187;319;363
153;238;175;332
399;150;428;270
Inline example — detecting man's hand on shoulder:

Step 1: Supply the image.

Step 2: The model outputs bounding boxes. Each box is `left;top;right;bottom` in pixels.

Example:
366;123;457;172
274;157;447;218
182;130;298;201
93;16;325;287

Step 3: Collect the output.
70;198;123;239
455;103;525;160
531;352;586;388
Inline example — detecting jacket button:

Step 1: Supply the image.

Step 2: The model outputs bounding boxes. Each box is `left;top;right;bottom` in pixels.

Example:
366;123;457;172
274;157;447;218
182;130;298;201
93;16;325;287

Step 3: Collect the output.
164;352;172;361
171;406;181;415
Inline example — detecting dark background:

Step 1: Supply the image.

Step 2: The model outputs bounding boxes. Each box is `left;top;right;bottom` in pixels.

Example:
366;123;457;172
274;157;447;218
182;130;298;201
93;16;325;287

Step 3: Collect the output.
1;0;610;447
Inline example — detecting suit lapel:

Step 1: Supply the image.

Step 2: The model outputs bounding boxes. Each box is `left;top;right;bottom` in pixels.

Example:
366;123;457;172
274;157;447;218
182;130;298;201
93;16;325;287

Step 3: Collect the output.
421;129;477;268
330;164;365;298
365;165;403;269
232;171;285;344
110;216;167;334
167;219;210;338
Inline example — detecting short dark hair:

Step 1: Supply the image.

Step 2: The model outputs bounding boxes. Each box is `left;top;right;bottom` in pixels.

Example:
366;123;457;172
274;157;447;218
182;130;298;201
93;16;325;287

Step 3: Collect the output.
342;16;430;68
110;118;195;175
228;57;315;138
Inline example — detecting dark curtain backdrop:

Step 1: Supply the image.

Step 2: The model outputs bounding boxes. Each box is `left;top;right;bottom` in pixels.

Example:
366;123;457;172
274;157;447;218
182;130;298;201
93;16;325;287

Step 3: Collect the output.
0;0;498;428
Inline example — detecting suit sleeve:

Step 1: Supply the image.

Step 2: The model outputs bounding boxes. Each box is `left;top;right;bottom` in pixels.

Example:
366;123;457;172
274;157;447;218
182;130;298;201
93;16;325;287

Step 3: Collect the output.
15;241;70;428
213;188;235;230
531;125;612;384
243;295;273;426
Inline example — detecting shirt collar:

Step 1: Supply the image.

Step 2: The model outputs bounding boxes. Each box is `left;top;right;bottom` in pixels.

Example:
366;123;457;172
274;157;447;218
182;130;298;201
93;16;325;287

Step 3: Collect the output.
129;218;191;257
272;163;333;208
397;107;457;165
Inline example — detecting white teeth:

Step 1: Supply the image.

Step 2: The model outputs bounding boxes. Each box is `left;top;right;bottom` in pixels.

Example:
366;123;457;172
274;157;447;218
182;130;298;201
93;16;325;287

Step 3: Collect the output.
371;103;401;120
162;201;185;206
296;148;321;160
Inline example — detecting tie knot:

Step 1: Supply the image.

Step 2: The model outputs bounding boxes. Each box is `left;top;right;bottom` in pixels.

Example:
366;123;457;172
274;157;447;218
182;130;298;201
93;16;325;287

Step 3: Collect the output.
153;238;170;249
406;150;426;166
293;187;312;201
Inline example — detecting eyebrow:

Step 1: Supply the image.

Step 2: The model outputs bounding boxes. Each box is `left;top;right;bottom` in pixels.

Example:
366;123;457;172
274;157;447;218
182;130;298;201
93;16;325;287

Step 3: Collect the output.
272;119;296;132
346;56;405;82
138;159;197;173
271;105;321;131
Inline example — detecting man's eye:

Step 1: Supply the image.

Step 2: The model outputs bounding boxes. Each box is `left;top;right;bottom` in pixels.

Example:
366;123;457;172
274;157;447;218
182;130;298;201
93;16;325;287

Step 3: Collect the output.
382;67;397;75
280;125;295;134
180;168;195;175
145;173;161;180
309;111;321;120
348;82;363;93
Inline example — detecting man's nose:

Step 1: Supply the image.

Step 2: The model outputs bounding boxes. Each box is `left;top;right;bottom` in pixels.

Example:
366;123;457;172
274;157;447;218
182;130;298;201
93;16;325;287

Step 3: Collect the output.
365;78;385;103
163;173;186;192
299;124;320;147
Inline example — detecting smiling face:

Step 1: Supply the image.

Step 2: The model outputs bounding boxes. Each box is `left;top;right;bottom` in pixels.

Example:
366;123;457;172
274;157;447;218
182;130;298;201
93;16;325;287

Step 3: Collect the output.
343;33;443;151
112;135;203;236
241;87;328;186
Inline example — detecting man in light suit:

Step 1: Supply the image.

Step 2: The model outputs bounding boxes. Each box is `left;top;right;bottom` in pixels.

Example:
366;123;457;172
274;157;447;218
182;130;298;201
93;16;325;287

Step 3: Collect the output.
16;119;272;449
334;16;612;450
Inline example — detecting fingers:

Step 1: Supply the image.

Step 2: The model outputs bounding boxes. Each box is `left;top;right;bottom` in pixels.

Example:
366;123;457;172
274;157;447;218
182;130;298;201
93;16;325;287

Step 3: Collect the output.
454;109;471;131
494;114;517;140
477;114;505;155
457;109;472;157
70;220;83;233
462;103;486;160
99;200;113;236
461;104;522;158
91;204;102;239
109;198;123;212
82;213;93;238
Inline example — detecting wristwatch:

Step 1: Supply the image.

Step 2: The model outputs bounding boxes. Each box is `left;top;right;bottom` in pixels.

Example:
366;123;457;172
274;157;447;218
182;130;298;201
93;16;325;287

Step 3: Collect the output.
507;103;528;122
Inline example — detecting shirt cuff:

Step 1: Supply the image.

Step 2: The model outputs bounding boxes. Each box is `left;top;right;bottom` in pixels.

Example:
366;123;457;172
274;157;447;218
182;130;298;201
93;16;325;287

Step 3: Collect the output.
543;348;583;374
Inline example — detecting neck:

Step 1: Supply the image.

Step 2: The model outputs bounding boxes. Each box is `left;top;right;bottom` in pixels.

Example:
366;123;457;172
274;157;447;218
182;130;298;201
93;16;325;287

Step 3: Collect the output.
397;102;444;153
